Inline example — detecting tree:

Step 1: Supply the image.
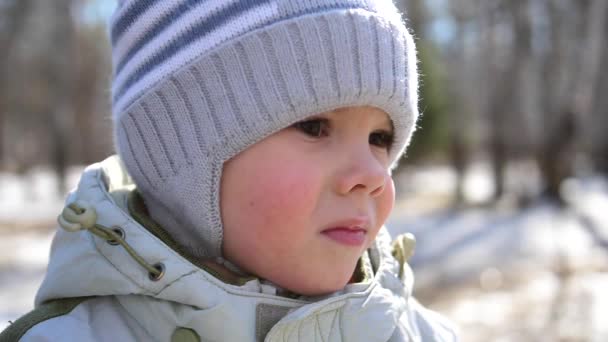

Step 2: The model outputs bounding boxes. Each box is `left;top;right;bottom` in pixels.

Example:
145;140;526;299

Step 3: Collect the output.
0;0;33;170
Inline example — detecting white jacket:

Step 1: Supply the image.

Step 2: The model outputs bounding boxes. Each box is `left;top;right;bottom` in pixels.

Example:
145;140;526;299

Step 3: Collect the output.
1;156;458;342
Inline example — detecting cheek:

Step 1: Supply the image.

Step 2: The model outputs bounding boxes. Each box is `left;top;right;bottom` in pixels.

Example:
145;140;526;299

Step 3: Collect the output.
246;166;317;232
372;177;396;234
384;177;396;212
222;154;321;246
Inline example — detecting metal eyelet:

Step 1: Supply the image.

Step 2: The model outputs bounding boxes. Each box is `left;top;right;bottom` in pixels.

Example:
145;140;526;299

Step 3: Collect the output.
149;262;165;281
107;226;125;246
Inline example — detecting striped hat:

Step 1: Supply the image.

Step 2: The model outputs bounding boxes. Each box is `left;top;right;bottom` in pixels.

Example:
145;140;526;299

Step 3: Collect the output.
110;0;419;258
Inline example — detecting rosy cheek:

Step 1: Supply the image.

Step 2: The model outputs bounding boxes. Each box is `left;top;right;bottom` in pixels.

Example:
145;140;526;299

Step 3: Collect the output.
244;163;318;237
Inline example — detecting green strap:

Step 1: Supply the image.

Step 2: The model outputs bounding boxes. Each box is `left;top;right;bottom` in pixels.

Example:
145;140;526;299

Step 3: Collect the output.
0;297;94;342
171;327;201;342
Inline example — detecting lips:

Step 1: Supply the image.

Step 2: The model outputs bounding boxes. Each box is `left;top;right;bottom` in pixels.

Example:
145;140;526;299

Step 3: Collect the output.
321;227;367;246
321;218;370;247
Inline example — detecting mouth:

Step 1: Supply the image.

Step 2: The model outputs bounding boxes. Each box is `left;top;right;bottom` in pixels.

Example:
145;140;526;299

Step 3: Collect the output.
321;218;370;247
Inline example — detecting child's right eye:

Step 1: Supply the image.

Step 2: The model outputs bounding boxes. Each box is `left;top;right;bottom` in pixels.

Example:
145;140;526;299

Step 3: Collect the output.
292;119;329;138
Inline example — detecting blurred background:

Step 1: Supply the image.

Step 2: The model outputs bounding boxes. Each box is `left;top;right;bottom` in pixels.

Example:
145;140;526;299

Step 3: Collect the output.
1;0;607;340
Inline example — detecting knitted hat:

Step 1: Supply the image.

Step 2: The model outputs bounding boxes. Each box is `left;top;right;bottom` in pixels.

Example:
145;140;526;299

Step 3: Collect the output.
110;0;419;258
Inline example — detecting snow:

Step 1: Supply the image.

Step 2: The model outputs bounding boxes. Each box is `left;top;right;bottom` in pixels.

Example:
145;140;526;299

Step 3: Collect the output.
1;163;607;340
388;165;608;341
0;166;83;223
0;232;54;330
0;166;83;331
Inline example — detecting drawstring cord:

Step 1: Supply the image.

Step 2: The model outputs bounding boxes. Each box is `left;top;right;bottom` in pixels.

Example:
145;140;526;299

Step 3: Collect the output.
391;233;416;279
57;200;163;280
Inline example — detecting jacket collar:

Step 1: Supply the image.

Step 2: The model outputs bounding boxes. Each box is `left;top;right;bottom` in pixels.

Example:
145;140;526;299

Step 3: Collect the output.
36;156;412;341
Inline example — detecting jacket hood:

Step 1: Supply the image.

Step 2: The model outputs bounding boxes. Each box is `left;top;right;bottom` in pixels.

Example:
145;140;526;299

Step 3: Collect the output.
35;156;419;341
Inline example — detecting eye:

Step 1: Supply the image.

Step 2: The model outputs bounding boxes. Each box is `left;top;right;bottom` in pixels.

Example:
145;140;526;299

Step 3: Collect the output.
292;118;329;138
369;130;394;150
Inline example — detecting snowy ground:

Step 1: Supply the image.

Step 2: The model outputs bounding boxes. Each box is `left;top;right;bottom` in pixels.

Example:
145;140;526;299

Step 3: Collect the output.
1;163;608;340
387;168;608;342
0;166;83;330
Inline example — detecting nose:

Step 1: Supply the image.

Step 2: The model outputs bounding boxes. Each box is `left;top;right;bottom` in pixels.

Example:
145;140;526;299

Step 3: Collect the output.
334;145;389;197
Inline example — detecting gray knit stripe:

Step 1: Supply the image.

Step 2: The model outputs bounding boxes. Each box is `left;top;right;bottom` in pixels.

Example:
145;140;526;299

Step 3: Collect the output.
392;25;405;103
156;88;191;164
297;20;331;103
286;23;319;106
211;54;251;134
372;17;382;92
278;24;315;106
198;57;242;153
249;34;293;119
259;31;296;113
220;45;268;138
190;66;226;140
356;13;375;95
317;16;341;99
348;13;363;98
180;70;222;150
405;30;419;128
233;42;272;123
139;101;176;176
169;76;208;156
114;8;417;258
393;23;407;103
330;15;357;100
124;111;163;183
208;160;222;257
272;25;311;110
395;26;416;156
118;119;155;189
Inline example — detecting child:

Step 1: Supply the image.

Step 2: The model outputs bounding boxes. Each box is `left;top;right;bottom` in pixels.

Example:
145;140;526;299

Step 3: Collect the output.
1;0;458;341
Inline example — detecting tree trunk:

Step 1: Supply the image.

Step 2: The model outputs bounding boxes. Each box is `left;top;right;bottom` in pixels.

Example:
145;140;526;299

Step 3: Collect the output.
0;0;32;170
538;111;577;204
45;0;75;195
584;0;608;175
535;1;590;203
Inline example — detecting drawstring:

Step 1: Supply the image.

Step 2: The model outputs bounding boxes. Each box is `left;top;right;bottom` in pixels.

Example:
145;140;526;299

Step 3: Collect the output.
391;233;416;279
58;200;164;280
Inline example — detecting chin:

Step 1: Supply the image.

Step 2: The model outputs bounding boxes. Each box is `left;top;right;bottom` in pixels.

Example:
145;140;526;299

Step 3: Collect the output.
281;271;353;297
289;283;345;297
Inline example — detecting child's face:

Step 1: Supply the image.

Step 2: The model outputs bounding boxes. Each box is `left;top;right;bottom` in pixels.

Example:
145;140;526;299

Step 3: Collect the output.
220;106;395;296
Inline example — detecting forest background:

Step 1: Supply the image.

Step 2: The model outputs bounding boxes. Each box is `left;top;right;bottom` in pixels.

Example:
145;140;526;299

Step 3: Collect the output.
1;0;608;340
